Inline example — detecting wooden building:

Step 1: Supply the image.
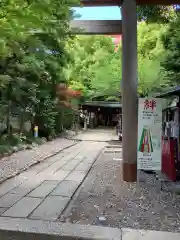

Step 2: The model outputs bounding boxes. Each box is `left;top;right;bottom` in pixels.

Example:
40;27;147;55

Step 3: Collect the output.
81;101;122;127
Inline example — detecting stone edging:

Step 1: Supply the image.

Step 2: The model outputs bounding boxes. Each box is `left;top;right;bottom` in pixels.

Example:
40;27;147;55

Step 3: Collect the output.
0;217;121;240
0;217;180;240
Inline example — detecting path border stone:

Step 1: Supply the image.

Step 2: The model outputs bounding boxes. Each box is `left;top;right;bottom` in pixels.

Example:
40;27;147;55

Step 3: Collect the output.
0;217;179;240
0;217;121;240
121;228;180;240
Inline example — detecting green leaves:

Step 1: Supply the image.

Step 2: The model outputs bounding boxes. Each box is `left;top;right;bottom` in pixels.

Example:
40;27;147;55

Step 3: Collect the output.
67;22;171;100
137;5;176;23
0;0;79;137
65;35;119;101
137;22;170;96
160;12;180;85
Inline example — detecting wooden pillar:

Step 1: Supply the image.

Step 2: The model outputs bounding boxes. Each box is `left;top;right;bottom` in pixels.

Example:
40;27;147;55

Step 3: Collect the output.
121;0;138;182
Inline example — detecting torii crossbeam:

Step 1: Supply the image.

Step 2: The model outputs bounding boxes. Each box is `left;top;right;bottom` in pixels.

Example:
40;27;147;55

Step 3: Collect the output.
80;0;180;6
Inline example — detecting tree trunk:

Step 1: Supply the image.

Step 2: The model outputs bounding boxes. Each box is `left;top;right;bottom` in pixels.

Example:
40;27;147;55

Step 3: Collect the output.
6;100;11;136
19;109;25;133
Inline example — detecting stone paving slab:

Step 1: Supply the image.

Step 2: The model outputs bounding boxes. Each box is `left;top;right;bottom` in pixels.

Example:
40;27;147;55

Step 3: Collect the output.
0;170;38;198
10;178;43;195
2;197;43;218
37;162;67;177
73;155;85;162
26;153;65;176
66;171;86;182
28;181;59;198
36;147;83;178
50;180;79;198
61;159;82;171
0;175;25;197
75;161;92;172
0;192;25;208
29;196;70;221
46;170;70;181
0;208;7;214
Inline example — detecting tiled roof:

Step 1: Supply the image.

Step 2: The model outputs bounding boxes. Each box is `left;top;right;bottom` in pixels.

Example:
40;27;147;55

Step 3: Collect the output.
83;101;122;108
155;86;180;98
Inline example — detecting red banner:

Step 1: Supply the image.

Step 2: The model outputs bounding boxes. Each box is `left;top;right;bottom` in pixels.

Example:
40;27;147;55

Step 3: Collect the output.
162;137;176;181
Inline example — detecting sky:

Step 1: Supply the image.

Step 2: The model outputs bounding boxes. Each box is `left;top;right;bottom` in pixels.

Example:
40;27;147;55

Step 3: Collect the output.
72;7;121;20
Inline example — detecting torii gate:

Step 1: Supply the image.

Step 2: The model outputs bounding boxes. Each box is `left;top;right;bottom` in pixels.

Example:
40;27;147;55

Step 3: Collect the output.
71;0;180;182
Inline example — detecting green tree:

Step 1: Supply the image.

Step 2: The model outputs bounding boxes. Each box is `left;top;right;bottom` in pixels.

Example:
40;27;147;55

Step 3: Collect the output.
90;48;122;99
138;57;169;97
137;5;176;23
137;21;170;96
138;22;167;59
0;0;78;142
65;35;120;100
67;27;169;101
161;12;180;85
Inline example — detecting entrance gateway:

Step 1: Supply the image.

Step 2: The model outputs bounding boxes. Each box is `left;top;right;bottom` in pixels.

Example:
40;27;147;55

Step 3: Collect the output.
71;0;180;182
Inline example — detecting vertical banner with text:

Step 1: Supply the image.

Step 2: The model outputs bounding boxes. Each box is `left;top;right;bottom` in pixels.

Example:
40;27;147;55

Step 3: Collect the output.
137;98;162;171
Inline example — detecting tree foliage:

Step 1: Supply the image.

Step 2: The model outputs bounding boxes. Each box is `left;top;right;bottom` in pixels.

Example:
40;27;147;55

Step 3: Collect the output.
137;22;170;96
160;12;180;85
66;21;170;100
65;35;117;100
0;0;78;145
0;0;179;155
137;5;176;23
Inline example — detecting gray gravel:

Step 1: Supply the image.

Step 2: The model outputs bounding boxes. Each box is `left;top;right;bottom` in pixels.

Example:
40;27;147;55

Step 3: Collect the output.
61;150;180;233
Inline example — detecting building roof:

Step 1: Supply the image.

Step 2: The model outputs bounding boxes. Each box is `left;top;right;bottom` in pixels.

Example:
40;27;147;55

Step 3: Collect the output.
155;86;180;98
83;101;122;108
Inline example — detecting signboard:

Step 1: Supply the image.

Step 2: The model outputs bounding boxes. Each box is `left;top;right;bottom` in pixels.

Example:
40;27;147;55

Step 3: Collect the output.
137;98;162;171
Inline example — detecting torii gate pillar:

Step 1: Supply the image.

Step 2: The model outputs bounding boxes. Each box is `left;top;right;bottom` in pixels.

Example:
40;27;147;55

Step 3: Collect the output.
121;0;138;182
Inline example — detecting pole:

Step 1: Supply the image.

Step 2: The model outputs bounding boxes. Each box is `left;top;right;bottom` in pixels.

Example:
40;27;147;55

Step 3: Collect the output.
121;0;138;182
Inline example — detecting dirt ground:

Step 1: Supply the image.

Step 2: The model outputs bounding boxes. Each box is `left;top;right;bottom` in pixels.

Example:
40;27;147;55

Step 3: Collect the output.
60;147;180;233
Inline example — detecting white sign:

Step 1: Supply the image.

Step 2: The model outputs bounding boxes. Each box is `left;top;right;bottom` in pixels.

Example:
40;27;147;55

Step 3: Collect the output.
137;98;162;171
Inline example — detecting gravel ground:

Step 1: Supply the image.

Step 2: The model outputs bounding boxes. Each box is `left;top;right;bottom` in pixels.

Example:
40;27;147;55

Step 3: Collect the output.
61;149;180;233
0;138;76;183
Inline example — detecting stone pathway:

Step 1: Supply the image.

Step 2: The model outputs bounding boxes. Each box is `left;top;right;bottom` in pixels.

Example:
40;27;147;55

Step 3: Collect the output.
0;140;106;221
70;128;118;142
0;129;179;239
0;138;76;183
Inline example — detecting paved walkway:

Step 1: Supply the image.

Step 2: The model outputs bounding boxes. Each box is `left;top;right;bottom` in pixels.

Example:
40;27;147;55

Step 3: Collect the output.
0;129;178;239
0;140;106;221
0;138;76;183
71;128;118;141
